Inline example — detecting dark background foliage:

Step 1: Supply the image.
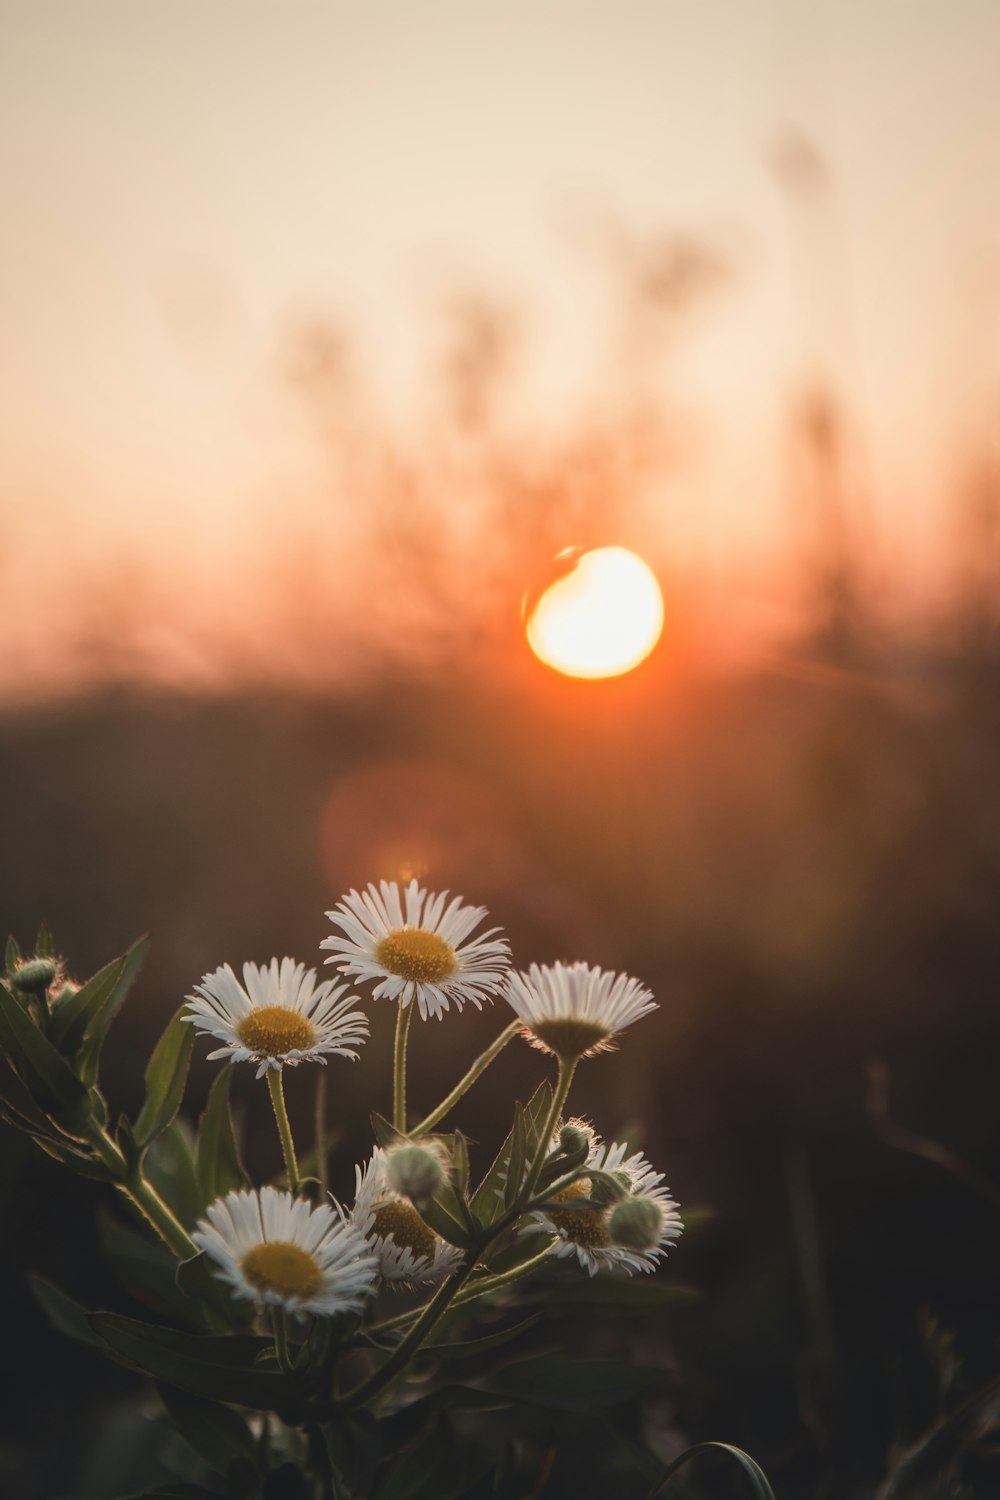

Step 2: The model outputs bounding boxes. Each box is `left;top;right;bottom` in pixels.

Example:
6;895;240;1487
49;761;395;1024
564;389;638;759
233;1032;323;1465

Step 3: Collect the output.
3;605;1000;1498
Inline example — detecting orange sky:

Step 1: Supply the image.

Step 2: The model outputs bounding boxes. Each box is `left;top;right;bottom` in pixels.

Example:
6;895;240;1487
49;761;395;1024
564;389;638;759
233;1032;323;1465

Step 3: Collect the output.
2;1;1000;694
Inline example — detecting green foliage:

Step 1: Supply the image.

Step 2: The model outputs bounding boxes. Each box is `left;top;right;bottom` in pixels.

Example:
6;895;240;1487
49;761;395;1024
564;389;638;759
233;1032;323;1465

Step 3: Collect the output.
0;977;92;1132
156;1382;260;1478
2;927;748;1500
195;1068;248;1206
470;1080;552;1227
5;934;22;976
643;1441;777;1500
134;1007;196;1149
90;1313;312;1414
144;1119;204;1229
48;935;150;1084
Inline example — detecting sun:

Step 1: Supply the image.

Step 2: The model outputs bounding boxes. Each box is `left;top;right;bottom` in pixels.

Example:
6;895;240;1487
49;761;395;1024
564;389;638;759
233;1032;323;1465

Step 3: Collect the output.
525;547;664;679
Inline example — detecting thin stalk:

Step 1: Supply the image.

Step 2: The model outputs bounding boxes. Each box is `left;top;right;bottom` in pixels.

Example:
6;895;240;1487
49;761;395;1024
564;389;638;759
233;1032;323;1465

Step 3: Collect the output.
367;1245;557;1338
411;1020;522;1136
392;1002;414;1133
272;1307;292;1373
267;1068;301;1196
89;1128;196;1259
342;1260;476;1409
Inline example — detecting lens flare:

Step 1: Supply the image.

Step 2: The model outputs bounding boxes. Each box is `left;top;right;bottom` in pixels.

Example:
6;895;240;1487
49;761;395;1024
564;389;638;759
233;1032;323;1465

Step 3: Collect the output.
526;547;664;679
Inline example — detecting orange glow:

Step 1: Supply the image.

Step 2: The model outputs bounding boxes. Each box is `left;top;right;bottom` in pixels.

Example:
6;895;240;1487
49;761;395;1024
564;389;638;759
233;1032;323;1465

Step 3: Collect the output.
526;547;664;679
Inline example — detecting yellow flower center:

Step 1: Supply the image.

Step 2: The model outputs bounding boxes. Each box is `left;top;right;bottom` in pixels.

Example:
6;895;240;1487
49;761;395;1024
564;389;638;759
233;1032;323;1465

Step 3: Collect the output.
547;1177;610;1250
528;1017;611;1059
372;1200;438;1261
241;1241;323;1301
236;1006;317;1056
375;929;457;986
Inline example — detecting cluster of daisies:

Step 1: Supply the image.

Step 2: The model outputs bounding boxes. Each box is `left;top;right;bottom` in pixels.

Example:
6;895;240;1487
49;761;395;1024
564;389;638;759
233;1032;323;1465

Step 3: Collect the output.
183;879;682;1322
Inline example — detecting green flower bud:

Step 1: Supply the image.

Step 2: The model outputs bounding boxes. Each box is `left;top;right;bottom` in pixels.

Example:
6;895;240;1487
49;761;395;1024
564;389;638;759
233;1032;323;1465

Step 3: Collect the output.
12;958;58;996
386;1144;446;1203
607;1195;665;1252
558;1122;592;1156
589;1168;631;1207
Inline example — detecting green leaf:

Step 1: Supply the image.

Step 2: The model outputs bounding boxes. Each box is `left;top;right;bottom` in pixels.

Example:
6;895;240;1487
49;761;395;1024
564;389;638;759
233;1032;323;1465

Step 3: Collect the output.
35;923;54;959
5;935;21;976
643;1441;777;1500
450;1131;470;1195
0;1090;111;1177
418;1314;541;1363
48;936;150;1084
471;1082;552;1227
144;1118;204;1229
0;980;92;1131
98;1209;198;1323
370;1111;406;1150
157;1381;258;1475
176;1252;256;1333
416;1193;474;1250
195;1068;247;1207
374;1420;494;1500
89;1313;308;1411
29;1274;107;1349
134;1007;195;1148
482;1354;662;1412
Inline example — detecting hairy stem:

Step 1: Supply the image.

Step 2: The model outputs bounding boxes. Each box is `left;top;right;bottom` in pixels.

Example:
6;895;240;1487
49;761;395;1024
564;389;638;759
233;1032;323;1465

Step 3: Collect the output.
392;1002;414;1133
411;1020;522;1136
343;1259;476;1409
272;1307;292;1373
267;1068;301;1196
89;1128;196;1259
367;1245;557;1339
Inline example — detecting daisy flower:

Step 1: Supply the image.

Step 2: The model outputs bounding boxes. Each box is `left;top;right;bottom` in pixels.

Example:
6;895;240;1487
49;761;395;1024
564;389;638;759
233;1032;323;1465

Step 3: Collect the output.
351;1147;463;1284
192;1186;378;1318
321;879;511;1021
184;958;368;1079
525;1138;683;1277
504;960;657;1060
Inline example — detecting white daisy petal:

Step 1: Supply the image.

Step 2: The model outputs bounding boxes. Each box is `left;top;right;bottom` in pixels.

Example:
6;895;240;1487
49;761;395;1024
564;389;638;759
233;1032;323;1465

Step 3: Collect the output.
349;1148;463;1286
193;1187;378;1319
321;879;511;1021
183;958;369;1073
504;960;657;1059
524;1134;683;1277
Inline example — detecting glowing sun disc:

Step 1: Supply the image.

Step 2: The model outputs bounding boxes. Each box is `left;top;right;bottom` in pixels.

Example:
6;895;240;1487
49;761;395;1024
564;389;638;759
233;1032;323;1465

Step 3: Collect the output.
526;546;664;679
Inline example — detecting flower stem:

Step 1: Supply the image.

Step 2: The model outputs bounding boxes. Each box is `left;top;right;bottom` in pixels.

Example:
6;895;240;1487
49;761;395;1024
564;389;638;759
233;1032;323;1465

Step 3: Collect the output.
392;1002;414;1133
367;1245;556;1338
343;1259;476;1409
89;1127;196;1259
267;1068;301;1195
411;1020;522;1137
272;1307;292;1373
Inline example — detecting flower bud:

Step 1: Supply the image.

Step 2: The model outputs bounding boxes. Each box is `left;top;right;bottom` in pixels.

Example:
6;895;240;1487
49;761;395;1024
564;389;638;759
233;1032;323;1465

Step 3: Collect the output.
558;1122;592;1156
12;958;58;996
607;1195;665;1252
589;1168;631;1207
386;1144;446;1203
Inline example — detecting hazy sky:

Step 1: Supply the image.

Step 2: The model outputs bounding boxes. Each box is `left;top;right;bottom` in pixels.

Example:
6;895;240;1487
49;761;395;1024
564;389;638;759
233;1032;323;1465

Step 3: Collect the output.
3;1;1000;688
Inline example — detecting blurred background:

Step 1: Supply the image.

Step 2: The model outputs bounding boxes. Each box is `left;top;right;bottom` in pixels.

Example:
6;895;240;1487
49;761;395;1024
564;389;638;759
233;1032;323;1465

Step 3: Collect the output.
3;2;1000;1496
